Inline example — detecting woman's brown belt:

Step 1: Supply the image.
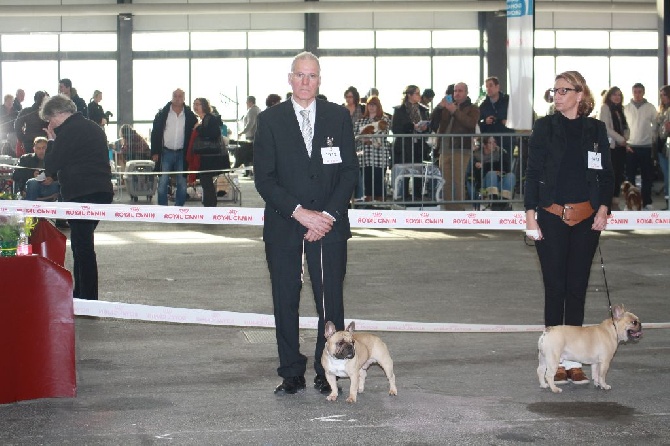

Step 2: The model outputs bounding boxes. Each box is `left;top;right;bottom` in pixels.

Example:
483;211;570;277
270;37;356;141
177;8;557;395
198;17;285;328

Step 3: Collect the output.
543;201;594;226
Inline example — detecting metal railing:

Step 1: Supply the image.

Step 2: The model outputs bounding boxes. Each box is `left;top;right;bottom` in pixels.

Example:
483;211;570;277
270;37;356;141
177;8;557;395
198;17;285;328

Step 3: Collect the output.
352;131;530;209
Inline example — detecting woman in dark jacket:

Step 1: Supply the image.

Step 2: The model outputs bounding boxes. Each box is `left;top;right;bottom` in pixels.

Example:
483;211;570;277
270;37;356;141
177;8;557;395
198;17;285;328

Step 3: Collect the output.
41;94;113;300
187;97;230;207
391;85;429;199
87;90;107;128
525;71;613;386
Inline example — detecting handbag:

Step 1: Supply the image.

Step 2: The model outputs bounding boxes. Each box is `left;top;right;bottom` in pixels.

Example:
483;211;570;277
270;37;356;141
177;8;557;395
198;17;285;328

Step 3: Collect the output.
192;115;223;155
193;135;222;155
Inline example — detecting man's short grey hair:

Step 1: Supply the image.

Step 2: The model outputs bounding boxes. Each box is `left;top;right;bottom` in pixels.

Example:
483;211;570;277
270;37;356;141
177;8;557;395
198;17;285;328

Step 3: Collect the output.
290;51;320;74
39;94;77;120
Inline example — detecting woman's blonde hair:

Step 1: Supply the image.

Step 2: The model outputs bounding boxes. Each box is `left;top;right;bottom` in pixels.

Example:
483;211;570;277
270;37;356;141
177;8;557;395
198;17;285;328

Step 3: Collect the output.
555;70;594;116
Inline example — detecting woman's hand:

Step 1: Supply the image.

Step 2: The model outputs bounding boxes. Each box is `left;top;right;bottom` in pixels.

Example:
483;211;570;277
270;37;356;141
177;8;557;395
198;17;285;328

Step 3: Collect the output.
591;205;609;232
525;210;543;240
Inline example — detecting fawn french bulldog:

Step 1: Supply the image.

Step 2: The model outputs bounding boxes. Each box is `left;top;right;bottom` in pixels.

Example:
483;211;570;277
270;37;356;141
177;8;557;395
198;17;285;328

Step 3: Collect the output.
321;321;397;403
537;305;642;393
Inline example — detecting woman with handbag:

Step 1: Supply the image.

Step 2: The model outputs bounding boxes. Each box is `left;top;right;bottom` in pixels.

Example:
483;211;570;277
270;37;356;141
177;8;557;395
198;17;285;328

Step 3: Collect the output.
656;85;670;207
186;97;230;207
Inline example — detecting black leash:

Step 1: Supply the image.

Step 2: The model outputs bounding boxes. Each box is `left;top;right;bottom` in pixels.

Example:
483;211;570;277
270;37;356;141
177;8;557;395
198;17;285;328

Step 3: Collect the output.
598;244;617;330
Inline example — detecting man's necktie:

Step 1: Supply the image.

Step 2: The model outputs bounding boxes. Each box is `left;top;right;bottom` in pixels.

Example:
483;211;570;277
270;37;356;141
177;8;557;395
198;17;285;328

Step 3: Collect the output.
300;109;313;157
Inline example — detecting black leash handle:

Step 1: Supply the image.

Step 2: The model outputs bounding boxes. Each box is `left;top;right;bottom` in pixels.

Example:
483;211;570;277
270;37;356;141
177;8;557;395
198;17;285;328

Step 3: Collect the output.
598;244;617;329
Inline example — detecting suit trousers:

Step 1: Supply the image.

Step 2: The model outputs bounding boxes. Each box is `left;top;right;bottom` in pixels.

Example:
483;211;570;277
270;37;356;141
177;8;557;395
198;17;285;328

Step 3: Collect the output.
265;239;347;378
535;208;601;327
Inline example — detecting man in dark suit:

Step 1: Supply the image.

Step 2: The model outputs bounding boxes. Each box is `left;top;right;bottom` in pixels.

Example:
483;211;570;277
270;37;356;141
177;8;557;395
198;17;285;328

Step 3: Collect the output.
254;52;359;395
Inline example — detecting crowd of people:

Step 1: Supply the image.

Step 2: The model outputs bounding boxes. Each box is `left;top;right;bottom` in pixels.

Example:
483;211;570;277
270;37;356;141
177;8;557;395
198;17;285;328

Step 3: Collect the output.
3;72;669;213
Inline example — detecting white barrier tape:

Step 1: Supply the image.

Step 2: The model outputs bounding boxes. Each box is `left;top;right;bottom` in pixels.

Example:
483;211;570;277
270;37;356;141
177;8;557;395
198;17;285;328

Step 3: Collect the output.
0;163;247;176
2;201;670;230
72;299;670;332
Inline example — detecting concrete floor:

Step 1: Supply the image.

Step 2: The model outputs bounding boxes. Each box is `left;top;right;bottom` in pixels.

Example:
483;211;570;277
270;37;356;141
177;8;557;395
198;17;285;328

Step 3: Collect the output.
1;176;669;445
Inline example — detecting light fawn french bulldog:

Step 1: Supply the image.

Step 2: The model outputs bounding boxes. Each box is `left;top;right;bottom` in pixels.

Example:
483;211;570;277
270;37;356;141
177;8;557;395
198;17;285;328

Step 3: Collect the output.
321;321;397;403
537;304;642;393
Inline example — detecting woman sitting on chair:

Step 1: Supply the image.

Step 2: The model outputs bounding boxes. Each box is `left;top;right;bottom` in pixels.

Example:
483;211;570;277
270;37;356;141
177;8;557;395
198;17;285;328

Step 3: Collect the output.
466;136;516;210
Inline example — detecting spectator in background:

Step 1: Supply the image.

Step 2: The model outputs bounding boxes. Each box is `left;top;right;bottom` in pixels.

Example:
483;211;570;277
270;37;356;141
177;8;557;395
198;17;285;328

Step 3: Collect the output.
478;76;510;134
87;90;108;128
436;82;480;210
186;97;230;207
15;90;50;154
391;85;429;200
623;82;656;210
41;94;114;300
420;88;435;109
150;88;197;207
236;95;260;176
598;86;629;210
265;94;282;109
354;95;392;201
1;94;18;153
655;85;670;206
59;79;88;118
120;124;151;161
466;136;515;210
19;137;61;201
12;89;25;113
343;86;364;125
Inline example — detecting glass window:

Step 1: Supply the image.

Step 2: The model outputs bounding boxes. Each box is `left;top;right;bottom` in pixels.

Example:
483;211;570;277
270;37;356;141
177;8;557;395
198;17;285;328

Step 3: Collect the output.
60;33;117;52
610;57;659;106
133;59;189;121
191;32;246;50
191;58;248;130
1;34;58;52
319;31;374;49
376;57;432;109
318;57;374;107
534;30;555;49
60;60;118;140
432;30;480;49
133;32;189;51
376;31;431;49
533;56;556;116
432;56;481;101
248;31;303;50
610;31;657;50
248;57;294;111
556;31;609;49
1;61;58;105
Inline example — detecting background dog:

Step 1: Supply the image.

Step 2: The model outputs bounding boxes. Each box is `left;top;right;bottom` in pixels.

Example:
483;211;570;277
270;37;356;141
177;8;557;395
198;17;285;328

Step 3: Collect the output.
321;321;397;403
621;180;642;211
537;304;642;393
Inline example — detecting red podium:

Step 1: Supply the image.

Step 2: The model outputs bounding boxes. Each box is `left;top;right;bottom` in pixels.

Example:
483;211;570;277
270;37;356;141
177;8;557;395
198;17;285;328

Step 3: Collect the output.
0;255;76;404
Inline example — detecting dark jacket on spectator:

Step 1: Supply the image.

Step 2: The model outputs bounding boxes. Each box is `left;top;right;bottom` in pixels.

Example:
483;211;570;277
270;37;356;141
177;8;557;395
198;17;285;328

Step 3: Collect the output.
88;101;106;126
478;93;510;133
391;103;429;164
150;102;198;163
14;104;48;150
70;92;88;119
44;113;112;201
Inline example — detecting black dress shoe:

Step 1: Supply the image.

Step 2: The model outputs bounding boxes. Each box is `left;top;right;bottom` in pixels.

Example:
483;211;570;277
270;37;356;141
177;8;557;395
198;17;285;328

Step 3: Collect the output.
314;374;333;394
274;376;306;395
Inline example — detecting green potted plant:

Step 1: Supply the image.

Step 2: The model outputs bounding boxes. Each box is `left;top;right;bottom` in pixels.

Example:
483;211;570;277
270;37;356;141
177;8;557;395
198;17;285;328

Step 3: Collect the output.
0;213;37;257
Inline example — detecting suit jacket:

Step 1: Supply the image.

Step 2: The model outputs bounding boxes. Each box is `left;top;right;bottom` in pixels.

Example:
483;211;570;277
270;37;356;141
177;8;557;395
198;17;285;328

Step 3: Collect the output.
524;113;613;212
254;99;358;247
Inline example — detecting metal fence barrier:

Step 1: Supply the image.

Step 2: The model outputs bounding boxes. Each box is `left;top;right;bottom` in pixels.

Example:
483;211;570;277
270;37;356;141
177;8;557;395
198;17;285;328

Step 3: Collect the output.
353;131;530;210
